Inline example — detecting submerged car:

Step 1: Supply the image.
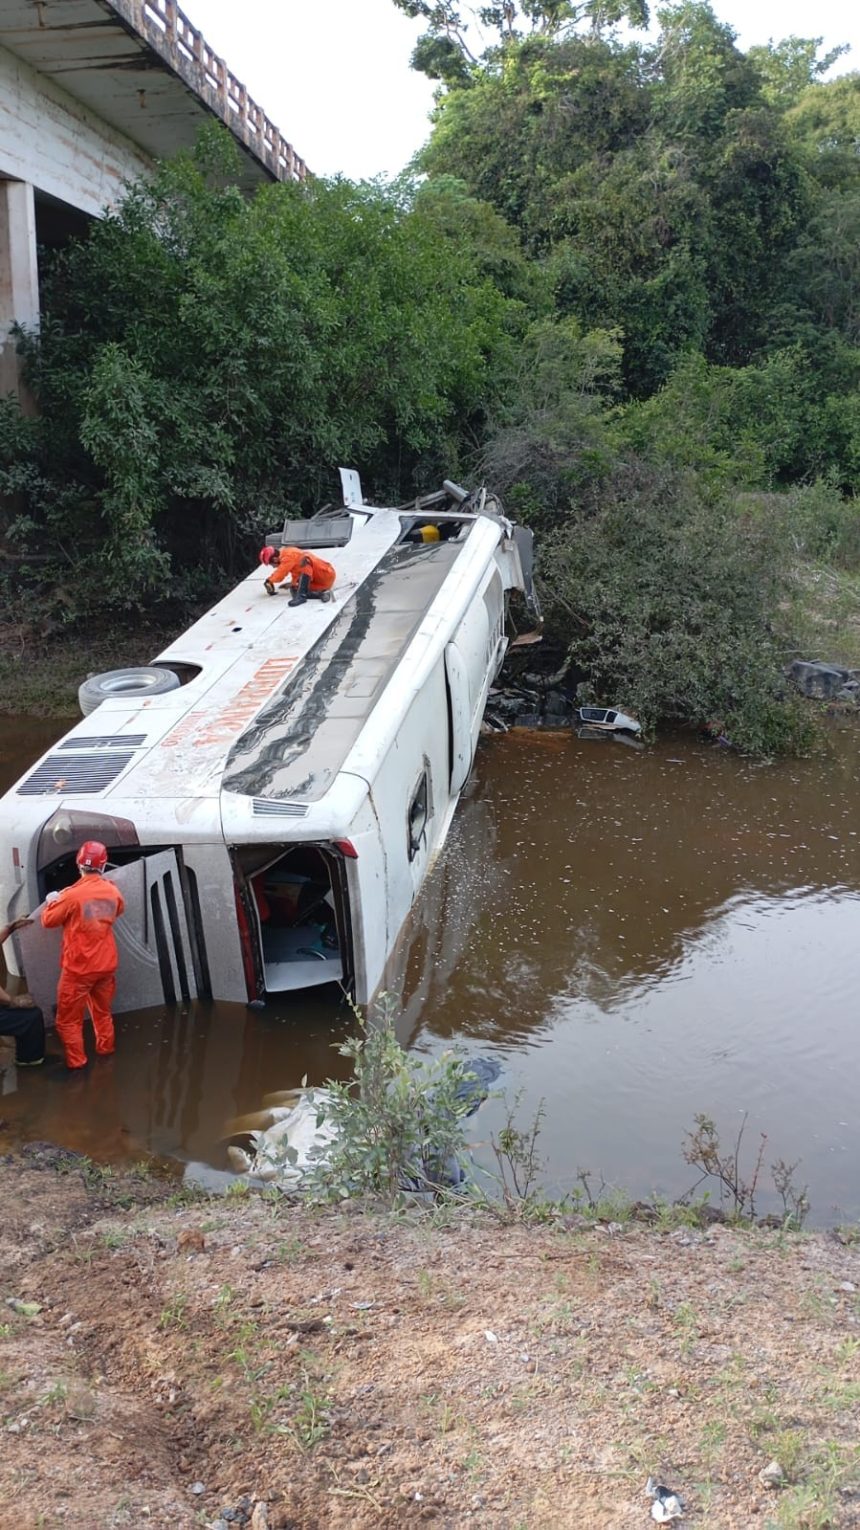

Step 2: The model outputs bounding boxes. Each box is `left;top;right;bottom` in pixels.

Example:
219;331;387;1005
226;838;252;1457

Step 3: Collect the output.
576;706;642;735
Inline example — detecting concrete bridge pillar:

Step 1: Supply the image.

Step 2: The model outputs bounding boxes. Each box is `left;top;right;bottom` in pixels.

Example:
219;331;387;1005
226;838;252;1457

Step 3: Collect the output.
0;179;39;411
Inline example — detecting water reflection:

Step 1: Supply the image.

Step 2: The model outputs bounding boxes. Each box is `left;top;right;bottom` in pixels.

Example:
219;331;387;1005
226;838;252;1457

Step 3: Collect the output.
0;995;356;1168
395;728;860;1039
391;727;860;1221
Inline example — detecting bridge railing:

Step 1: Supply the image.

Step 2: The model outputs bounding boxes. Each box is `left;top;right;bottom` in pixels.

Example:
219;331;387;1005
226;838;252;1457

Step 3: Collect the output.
110;0;308;182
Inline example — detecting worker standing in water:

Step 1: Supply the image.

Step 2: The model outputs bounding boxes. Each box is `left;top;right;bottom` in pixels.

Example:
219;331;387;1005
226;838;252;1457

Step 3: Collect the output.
0;917;45;1067
259;546;336;606
41;841;124;1071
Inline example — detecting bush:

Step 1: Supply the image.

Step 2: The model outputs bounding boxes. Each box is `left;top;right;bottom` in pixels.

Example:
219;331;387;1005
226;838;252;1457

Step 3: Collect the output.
764;478;860;569
0;128;519;621
540;458;814;753
310;1001;475;1203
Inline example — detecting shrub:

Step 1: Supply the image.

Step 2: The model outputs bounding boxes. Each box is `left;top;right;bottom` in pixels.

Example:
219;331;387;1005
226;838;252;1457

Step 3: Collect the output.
310;1000;475;1203
540;458;814;753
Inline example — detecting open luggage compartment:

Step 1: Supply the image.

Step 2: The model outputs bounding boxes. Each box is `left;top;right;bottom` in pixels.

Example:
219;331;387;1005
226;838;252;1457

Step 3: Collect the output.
239;844;350;995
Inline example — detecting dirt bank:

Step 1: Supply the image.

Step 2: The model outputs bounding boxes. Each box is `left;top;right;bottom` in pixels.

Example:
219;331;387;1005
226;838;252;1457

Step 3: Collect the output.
0;1152;857;1530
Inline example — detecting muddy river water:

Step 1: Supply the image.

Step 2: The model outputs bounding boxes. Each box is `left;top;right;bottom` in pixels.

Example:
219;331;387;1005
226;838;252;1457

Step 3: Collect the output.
1;714;859;1223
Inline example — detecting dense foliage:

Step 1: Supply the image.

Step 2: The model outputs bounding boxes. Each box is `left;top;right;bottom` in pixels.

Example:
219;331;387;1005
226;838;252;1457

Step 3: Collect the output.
2;2;860;750
0;132;521;615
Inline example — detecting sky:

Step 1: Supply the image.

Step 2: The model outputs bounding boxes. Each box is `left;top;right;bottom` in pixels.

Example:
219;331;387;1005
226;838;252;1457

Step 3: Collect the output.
180;0;859;182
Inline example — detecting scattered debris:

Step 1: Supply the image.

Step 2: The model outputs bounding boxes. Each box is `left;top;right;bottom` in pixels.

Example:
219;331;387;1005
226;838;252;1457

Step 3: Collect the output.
176;1228;206;1255
758;1460;786;1489
646;1477;684;1522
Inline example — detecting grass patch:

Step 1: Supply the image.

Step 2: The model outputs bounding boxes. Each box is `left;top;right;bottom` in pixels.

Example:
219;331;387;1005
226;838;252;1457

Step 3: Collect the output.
793;563;860;670
0;621;182;717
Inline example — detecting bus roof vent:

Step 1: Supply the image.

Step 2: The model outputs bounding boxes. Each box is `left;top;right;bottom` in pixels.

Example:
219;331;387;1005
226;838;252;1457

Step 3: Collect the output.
17;752;136;796
58;735;147;750
252;798;309;818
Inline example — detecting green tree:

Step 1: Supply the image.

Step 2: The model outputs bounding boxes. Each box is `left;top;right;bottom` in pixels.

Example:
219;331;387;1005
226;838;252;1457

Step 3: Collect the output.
480;312;623;516
1;130;519;617
748;36;848;110
393;0;650;83
540;459;812;754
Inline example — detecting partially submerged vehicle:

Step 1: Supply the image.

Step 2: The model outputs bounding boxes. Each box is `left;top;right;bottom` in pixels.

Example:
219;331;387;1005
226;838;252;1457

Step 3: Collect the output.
0;474;540;1021
575;706;642;736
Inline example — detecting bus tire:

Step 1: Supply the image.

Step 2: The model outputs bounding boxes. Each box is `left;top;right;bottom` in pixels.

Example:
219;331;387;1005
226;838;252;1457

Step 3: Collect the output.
78;666;181;716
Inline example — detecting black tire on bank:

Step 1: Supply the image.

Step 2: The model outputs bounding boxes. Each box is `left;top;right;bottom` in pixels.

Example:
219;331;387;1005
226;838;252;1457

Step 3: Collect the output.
78;666;181;717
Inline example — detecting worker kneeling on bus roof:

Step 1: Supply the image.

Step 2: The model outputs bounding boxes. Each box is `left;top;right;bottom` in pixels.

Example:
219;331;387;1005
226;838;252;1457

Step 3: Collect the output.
41;841;125;1071
259;546;336;607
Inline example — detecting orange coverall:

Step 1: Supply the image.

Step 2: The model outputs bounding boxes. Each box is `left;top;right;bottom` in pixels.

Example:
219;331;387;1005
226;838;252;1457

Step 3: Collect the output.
41;875;125;1069
268;548;336;593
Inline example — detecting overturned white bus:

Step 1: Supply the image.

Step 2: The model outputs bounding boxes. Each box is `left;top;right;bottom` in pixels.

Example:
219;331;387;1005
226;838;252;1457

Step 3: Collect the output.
0;474;540;1021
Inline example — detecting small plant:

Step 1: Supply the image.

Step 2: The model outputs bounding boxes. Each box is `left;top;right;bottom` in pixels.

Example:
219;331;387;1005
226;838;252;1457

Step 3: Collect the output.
79;1158;115;1190
770;1457;854;1530
214;1283;236;1319
290;1363;332;1450
158;1293;188;1330
763;1428;806;1483
681;1116;812;1225
772;1158;811;1229
491;1093;546;1212
673;1301;701;1358
311;996;475;1203
698;1418;728;1467
275;1237;306;1263
682;1112;767;1220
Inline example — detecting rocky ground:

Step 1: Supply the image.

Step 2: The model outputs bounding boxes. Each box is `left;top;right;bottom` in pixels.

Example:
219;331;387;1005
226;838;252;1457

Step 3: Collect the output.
0;1150;857;1530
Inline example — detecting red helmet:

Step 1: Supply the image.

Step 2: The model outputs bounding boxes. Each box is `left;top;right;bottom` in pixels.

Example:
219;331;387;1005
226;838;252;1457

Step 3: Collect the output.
77;840;108;872
259;546;277;567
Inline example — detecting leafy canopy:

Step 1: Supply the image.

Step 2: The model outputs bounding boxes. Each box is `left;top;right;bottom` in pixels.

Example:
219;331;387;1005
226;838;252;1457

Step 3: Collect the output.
0;129;521;616
393;0;649;82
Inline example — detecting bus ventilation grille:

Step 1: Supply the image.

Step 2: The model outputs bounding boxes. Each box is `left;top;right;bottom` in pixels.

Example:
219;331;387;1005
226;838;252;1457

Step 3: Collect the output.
252;798;309;818
17;752;136;796
58;735;147;750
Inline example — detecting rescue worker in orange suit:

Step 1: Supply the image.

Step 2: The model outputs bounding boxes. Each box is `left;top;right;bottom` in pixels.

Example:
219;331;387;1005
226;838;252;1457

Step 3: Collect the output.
41;841;124;1071
259;546;336;607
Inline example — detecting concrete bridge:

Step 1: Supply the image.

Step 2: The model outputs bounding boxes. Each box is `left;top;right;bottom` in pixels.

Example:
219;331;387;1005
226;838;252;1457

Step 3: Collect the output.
0;0;308;401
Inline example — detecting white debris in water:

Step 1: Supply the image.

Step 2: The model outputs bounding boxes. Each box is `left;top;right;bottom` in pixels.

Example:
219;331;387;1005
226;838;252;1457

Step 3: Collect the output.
234;1089;338;1185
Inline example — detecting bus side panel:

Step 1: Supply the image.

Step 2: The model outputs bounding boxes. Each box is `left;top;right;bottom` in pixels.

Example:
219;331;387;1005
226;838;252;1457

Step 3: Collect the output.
450;568;497;750
365;660;453;1002
342;800;389;1005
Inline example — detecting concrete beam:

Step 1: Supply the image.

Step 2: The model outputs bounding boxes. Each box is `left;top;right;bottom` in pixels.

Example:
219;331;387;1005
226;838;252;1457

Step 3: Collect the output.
0;42;151;218
0;179;39;408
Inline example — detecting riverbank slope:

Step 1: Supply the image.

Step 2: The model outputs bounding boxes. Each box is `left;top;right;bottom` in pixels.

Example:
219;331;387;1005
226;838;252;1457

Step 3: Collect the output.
0;1151;857;1529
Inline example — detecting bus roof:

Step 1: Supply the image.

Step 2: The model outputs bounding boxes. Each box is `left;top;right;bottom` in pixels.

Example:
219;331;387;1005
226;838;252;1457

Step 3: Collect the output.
7;505;504;836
